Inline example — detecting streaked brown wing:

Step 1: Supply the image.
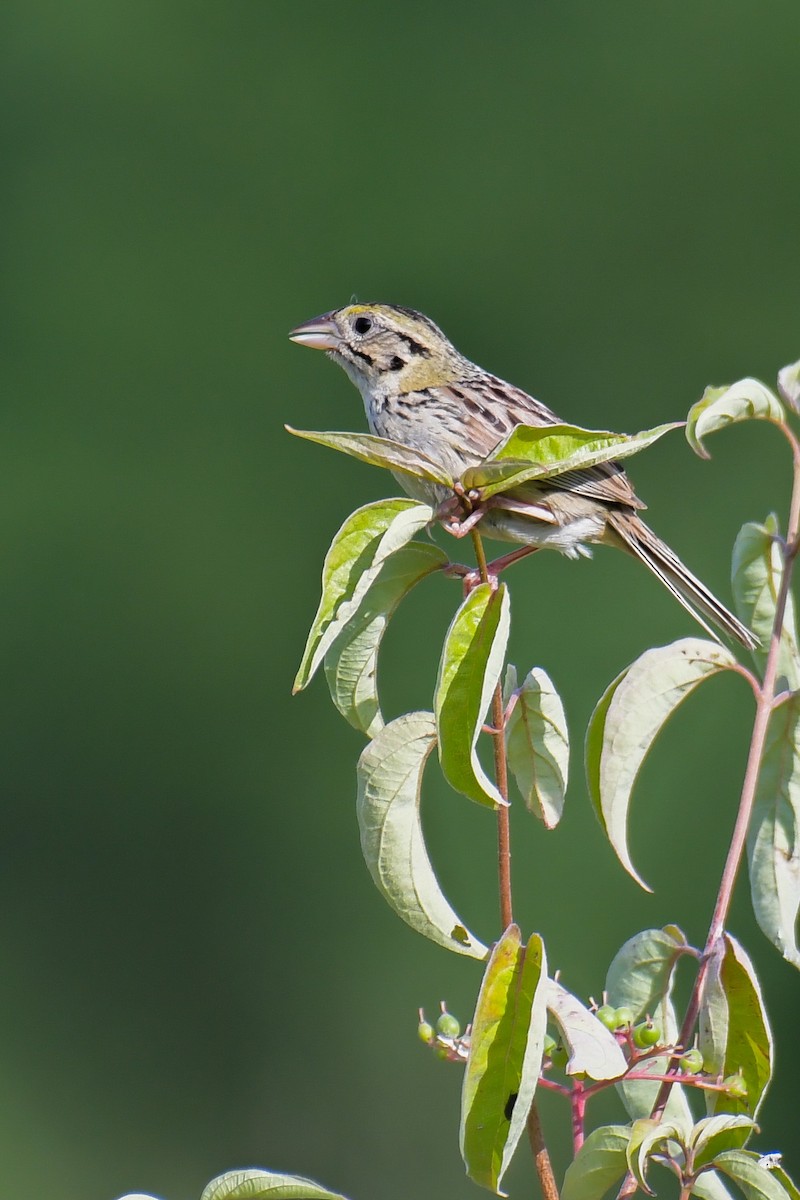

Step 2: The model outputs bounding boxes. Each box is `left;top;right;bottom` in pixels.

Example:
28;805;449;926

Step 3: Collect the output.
546;462;647;510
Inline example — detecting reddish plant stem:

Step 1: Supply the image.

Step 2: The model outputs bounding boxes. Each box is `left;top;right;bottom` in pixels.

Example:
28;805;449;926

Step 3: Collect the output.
571;1081;587;1153
617;423;800;1199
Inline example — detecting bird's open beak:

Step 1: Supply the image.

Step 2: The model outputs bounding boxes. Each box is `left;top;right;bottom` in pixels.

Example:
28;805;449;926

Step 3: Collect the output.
288;312;340;351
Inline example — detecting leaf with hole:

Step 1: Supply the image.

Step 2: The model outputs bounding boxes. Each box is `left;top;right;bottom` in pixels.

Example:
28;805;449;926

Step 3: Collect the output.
459;927;548;1194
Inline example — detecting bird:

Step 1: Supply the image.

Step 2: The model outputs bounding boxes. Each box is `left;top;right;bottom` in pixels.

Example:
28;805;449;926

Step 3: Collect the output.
289;302;756;649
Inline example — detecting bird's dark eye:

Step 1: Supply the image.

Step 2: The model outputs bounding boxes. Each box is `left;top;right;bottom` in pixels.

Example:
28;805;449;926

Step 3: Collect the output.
353;316;372;335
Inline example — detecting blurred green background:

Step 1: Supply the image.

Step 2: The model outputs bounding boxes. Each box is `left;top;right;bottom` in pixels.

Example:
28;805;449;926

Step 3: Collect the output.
3;2;800;1197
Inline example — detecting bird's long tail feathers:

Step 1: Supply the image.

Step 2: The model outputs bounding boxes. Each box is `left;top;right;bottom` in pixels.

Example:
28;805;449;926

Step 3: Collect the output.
606;513;758;650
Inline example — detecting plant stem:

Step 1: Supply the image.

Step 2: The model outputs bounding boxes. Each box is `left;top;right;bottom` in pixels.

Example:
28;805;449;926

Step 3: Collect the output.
616;424;800;1199
527;1102;561;1200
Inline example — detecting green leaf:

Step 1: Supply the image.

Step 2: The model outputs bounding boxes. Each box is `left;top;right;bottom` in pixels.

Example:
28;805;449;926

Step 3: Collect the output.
777;359;800;413
504;665;569;827
324;540;447;735
713;1150;794;1200
285;426;454;486
461;422;681;499
560;1125;632;1200
690;1114;757;1172
434;583;511;808
356;712;487;958
605;926;690;1022
547;981;627;1081
698;934;773;1118
747;694;800;968
627;1117;684;1196
201;1170;350;1200
692;1170;738;1200
460;927;548;1194
732;516;800;688
686;380;785;460
294;499;434;693
586;639;737;889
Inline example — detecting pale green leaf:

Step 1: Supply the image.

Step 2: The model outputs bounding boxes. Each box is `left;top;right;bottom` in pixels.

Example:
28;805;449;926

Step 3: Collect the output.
356;712;487;958
777;359;800;413
434;583;511;808
731;516;799;688
627;1117;684;1196
698;934;773;1118
747;694;800;968
461;422;681;499
460;927;548;1193
294;499;434;693
690;1114;757;1172
586;639;736;889
505;665;568;827
605;926;690;1022
324;541;447;735
547;981;627;1081
714;1150;794;1200
686;380;785;460
201;1169;350;1200
692;1169;738;1200
285;425;453;486
560;1125;632;1200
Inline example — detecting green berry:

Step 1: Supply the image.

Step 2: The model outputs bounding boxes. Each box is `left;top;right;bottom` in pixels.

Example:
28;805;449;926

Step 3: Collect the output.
435;1045;451;1061
417;1021;435;1045
632;1021;662;1049
549;1042;569;1070
613;1006;635;1029
436;1011;461;1039
596;1004;618;1030
679;1048;704;1073
722;1073;748;1099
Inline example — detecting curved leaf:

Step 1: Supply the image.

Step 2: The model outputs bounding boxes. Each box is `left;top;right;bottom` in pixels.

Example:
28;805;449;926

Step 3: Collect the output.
460;927;548;1193
686;380;785;460
698;934;773;1118
285;426;453;486
605;926;690;1022
627;1117;684;1196
547;981;627;1081
201;1170;350;1200
747;694;800;968
561;1125;632;1200
732;516;800;688
690;1114;757;1172
434;583;511;808
294;499;434;693
778;359;800;413
356;712;487;958
713;1151;794;1200
462;422;680;498
505;665;569;827
586;639;737;889
324;540;447;735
